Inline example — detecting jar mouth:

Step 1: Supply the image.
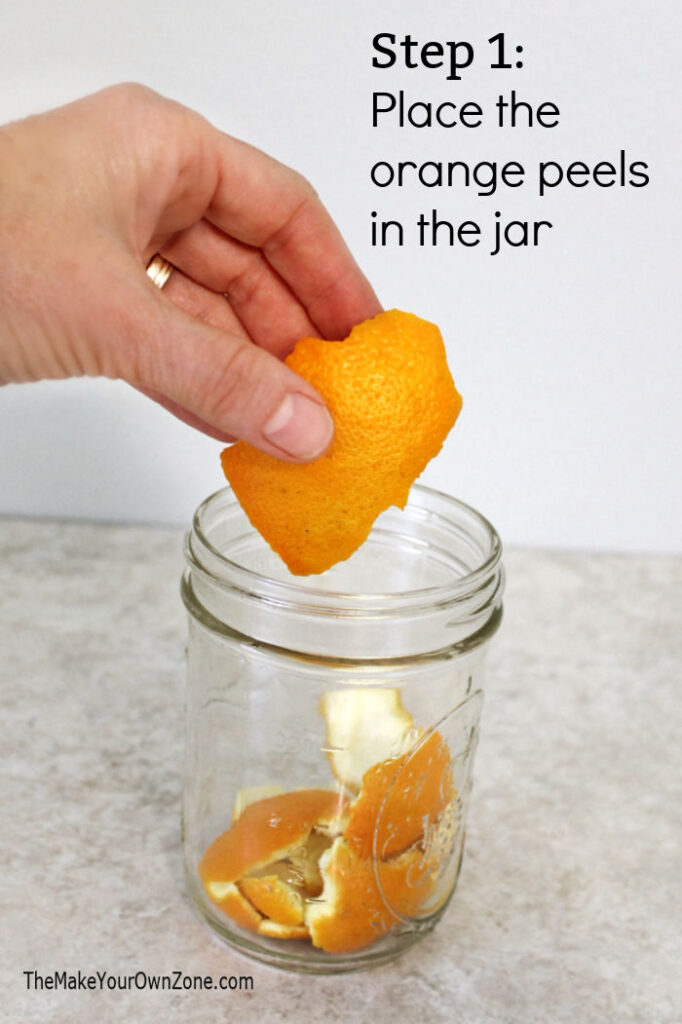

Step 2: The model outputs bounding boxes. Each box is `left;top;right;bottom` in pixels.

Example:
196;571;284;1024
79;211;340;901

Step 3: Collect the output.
185;483;503;616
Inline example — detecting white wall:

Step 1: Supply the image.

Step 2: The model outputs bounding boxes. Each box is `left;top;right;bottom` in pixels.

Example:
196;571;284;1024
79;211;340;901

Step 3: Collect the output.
0;0;679;552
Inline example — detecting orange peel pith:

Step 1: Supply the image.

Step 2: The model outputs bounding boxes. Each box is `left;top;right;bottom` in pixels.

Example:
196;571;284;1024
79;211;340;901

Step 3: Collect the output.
320;687;416;793
221;309;462;575
257;920;311;940
203;882;263;932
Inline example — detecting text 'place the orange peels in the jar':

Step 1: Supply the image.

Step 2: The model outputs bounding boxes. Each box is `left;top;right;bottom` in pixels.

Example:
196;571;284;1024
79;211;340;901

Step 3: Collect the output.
221;309;462;575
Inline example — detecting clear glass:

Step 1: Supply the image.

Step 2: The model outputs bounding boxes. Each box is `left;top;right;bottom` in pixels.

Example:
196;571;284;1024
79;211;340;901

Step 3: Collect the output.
181;484;504;974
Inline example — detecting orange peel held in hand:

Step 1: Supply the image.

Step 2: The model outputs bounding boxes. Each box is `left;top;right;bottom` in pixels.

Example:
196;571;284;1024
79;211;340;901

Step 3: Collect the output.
221;309;462;575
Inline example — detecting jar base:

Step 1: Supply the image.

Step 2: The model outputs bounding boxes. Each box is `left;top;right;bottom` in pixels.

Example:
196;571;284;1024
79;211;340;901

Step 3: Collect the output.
186;870;447;975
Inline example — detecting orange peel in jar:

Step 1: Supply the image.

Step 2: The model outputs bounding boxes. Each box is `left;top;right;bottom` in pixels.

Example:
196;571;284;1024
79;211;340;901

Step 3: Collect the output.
198;788;348;893
202;882;263;932
257;920;311;941
320;687;416;793
305;838;435;954
231;784;285;823
240;872;305;926
344;729;454;860
221;309;462;575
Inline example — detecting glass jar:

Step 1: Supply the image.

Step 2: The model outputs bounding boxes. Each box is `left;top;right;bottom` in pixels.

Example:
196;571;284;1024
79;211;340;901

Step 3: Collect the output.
181;484;504;973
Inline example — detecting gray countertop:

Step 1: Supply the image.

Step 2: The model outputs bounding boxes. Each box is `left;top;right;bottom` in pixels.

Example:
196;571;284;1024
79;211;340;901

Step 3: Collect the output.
1;518;680;1024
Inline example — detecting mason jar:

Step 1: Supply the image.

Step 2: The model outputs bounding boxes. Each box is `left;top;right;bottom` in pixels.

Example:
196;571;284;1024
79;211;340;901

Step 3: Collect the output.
181;484;504;973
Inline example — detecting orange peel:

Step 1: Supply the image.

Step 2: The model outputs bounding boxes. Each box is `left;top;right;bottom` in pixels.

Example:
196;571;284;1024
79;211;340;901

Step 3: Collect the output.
257;921;311;941
320;687;415;792
240;872;305;926
305;838;435;953
198;788;348;892
203;881;262;932
344;730;454;860
221;309;462;575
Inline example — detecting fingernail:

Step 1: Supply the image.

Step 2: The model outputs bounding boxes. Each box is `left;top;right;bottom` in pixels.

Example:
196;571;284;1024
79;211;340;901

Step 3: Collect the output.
263;393;334;460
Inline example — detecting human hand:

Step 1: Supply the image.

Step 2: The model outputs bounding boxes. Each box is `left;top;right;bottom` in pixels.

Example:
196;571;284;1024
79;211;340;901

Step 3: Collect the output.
0;84;381;460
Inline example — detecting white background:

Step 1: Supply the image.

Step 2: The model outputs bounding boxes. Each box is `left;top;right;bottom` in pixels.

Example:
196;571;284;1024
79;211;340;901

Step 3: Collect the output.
0;0;679;552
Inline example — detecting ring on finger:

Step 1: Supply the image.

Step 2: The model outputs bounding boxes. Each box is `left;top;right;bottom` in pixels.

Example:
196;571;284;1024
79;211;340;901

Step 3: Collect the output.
146;254;174;290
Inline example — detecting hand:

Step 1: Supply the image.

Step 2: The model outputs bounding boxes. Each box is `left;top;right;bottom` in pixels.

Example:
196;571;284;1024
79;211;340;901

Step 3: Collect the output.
0;84;381;460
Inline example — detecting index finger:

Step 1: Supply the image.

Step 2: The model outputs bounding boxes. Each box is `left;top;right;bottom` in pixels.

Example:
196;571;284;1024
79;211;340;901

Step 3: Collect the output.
201;129;382;338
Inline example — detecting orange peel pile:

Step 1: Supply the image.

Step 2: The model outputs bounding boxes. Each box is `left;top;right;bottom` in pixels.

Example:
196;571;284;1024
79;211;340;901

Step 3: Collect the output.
221;309;462;575
198;689;457;953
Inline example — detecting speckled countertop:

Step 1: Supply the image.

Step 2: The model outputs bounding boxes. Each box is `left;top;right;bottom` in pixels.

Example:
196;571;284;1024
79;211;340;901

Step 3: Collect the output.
0;518;680;1024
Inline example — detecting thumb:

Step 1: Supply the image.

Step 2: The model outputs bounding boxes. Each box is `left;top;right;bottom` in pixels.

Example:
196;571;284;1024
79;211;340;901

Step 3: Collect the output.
131;289;334;462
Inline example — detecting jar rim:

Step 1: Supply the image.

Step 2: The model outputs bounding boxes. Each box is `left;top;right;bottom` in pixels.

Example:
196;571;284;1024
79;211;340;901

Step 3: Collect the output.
186;483;502;614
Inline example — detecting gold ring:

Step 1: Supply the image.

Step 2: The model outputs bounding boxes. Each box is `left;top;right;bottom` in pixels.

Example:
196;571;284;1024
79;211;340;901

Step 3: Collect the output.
146;254;174;290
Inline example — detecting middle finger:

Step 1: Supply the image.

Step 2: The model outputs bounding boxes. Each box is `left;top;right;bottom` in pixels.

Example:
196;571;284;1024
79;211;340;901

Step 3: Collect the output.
161;219;319;357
